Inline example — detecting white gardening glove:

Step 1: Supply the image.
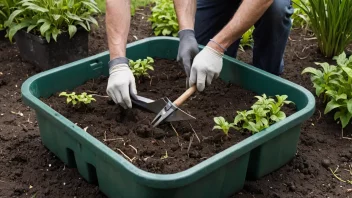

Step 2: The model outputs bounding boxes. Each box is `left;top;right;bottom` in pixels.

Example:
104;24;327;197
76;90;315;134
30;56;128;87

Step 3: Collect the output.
189;46;223;91
106;57;137;109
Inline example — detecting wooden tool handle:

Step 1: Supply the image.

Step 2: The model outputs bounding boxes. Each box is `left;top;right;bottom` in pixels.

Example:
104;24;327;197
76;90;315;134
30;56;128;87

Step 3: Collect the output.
174;84;197;107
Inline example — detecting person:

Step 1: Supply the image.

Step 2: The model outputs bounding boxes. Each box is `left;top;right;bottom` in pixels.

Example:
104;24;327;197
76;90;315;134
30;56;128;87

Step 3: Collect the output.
105;0;294;109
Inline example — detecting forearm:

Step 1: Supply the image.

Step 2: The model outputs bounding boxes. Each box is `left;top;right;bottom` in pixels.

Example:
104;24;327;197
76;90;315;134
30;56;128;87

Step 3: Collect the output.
208;0;273;53
173;0;196;30
106;0;130;60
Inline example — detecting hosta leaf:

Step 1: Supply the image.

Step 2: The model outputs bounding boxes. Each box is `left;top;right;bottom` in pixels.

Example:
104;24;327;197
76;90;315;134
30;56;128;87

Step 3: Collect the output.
40;22;51;36
324;100;342;114
68;25;77;38
37;19;50;24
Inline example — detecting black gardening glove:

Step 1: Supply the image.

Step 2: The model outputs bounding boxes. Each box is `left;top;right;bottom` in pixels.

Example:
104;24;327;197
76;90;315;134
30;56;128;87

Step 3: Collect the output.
177;29;199;80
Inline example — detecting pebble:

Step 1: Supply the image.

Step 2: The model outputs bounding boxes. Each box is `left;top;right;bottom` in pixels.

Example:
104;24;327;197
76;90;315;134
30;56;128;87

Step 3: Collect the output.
321;158;331;168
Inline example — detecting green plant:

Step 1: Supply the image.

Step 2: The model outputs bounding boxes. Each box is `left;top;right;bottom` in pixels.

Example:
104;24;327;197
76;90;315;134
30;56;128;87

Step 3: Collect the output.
239;26;254;51
295;0;352;57
302;52;352;128
148;0;178;37
233;94;293;134
291;0;310;30
59;91;96;107
129;57;154;78
212;116;236;136
4;0;100;43
0;0;20;31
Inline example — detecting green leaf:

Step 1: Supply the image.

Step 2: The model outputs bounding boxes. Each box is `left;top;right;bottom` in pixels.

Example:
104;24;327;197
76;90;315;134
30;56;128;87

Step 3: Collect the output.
212;126;222;131
68;25;77;38
276;111;286;120
45;31;51;43
75;21;88;31
341;66;352;78
67;97;72;103
5;10;24;27
324;100;342;114
52;28;60;42
27;24;37;33
301;67;321;76
333;51;347;66
340;111;352;128
347;99;352;114
39;22;51;36
8;22;29;42
66;12;82;22
334;111;341;121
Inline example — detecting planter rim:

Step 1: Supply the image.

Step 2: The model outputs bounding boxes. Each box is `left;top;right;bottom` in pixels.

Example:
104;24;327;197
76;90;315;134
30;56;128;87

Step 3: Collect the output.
21;36;316;188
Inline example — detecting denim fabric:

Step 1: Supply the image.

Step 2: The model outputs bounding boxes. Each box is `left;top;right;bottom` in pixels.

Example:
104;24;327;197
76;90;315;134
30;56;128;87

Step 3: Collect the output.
194;0;294;75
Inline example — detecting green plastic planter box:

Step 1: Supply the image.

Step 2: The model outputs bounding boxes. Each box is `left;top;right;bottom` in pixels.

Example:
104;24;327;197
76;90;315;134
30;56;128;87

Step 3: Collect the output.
21;37;315;198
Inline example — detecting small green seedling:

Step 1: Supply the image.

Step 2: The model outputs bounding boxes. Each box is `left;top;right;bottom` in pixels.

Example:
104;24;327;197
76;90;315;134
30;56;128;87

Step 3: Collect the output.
233;94;294;134
212;116;236;136
129;57;154;78
59;92;96;107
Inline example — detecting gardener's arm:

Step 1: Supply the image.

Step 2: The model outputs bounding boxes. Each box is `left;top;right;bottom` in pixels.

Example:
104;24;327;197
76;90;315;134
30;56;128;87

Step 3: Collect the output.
173;0;199;78
190;0;274;91
105;0;137;109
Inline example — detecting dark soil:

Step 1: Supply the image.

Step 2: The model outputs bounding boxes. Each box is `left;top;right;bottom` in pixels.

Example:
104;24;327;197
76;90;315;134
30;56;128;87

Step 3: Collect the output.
1;5;352;198
41;58;294;174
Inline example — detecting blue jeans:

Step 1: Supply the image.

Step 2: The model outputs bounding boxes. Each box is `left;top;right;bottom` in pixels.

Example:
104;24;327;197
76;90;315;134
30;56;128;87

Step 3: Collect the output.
194;0;294;75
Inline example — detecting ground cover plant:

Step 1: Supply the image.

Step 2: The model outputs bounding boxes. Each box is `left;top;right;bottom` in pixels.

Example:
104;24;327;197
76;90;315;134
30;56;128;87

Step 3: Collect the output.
295;0;352;57
0;0;19;31
4;0;100;42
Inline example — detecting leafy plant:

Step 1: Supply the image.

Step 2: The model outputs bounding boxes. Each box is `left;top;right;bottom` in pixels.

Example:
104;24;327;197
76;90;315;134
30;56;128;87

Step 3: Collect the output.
233;94;293;134
148;0;178;37
239;26;254;51
291;0;310;30
0;0;20;31
302;52;352;128
212;116;236;136
59;91;96;107
295;0;352;57
129;57;154;78
4;0;100;43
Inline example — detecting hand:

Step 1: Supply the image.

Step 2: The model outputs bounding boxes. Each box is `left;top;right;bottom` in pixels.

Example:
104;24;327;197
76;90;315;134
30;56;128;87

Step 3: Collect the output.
189;46;223;92
177;29;199;77
106;57;137;109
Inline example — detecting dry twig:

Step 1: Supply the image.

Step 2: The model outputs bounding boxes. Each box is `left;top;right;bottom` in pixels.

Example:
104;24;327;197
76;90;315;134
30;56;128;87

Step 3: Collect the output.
129;145;138;154
189;123;200;143
187;134;194;154
116;148;134;162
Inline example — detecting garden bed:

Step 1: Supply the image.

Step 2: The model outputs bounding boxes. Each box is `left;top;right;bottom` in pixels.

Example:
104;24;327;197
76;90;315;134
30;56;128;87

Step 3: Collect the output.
41;58;295;174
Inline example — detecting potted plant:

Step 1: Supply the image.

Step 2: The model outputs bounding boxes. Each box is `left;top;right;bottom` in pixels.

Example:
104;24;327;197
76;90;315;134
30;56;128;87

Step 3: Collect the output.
4;0;100;71
0;0;19;40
